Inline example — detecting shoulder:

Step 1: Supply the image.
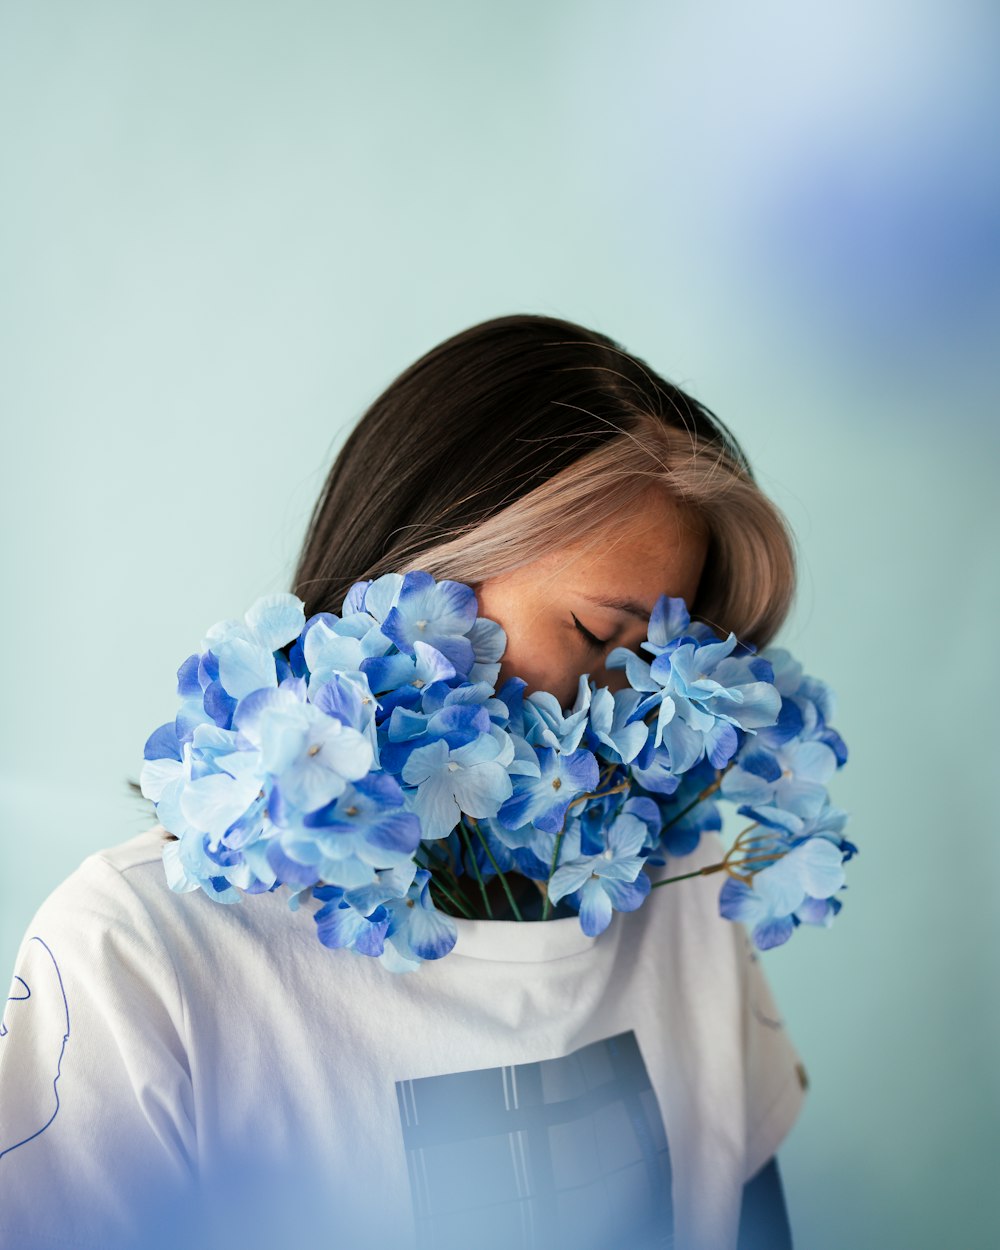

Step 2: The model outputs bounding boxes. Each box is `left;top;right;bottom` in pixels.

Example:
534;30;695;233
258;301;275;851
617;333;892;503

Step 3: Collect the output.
26;825;174;938
91;823;170;876
11;827;187;1013
28;826;335;1004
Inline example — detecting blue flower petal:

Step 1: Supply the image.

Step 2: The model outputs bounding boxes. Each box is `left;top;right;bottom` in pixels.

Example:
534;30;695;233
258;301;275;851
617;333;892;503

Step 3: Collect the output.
315;898;387;953
752;915;795;950
403;898;458;960
216;637;278;701
601;873;651;912
548;857;596;904
176;654;202;698
578;878;613;936
244;593;307;652
144;721;182;762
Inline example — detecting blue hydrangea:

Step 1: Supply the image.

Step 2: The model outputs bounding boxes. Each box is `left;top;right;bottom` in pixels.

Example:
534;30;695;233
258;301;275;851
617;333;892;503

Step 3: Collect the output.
607;594;781;785
720;739;838;821
204;593;306;702
718;834;847;949
401;732;515;840
378;571;479;675
546;812;653;936
142;575;852;968
496;746;600;835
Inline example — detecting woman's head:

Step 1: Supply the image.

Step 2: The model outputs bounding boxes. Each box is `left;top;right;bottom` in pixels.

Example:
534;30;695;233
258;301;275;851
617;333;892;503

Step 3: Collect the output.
472;482;708;707
292;313;796;704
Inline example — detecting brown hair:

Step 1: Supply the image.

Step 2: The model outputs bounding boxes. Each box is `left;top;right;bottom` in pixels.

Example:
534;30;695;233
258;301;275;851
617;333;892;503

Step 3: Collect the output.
292;313;796;648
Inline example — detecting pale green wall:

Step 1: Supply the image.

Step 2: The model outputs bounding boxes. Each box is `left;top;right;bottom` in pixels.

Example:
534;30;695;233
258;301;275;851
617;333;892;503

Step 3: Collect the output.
2;3;998;1247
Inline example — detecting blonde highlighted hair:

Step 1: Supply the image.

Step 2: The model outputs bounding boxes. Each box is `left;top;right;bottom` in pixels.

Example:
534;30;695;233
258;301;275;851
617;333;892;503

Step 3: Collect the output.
293;315;796;649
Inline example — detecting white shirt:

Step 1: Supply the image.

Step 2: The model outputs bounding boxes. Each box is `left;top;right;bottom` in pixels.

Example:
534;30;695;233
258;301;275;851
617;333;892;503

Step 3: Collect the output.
0;826;806;1250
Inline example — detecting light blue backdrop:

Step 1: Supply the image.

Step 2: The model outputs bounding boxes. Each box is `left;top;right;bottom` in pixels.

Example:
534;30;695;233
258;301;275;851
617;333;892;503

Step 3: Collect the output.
2;3;998;1247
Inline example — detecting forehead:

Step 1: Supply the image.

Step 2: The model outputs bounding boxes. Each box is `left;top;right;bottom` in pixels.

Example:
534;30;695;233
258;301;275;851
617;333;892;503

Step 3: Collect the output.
539;488;708;611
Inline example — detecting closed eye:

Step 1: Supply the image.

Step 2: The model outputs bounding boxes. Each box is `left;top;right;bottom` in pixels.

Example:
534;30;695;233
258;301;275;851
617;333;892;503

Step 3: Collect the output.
571;613;610;649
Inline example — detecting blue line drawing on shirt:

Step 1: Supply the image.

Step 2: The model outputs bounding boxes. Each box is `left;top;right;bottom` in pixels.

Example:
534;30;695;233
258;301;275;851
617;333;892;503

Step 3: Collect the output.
0;977;30;1037
0;936;70;1161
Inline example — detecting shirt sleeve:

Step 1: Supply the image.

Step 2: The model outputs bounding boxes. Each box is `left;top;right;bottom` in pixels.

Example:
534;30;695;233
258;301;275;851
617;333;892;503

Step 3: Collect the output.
739;925;809;1183
0;853;198;1250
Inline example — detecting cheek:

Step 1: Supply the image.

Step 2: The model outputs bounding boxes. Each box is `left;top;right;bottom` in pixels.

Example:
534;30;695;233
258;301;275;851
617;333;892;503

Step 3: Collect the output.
474;584;579;704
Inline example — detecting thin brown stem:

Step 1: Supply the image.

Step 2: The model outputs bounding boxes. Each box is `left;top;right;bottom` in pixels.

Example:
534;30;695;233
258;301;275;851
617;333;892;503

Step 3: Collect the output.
540;776;631;920
660;766;729;832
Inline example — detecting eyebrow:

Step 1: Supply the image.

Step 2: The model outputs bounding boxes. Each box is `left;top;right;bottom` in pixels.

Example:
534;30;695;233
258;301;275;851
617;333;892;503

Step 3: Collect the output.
578;592;652;621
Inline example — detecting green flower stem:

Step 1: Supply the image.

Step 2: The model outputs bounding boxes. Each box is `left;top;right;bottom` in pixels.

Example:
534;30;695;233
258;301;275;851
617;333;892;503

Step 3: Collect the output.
419;841;466;894
541;827;566;922
427;872;475;919
415;846;476;918
457;820;493;919
442;834;461;879
650;861;728;888
468;819;524;923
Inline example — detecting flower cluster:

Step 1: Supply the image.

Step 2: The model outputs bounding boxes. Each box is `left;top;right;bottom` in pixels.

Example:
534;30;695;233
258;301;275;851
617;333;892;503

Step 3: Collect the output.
141;573;853;970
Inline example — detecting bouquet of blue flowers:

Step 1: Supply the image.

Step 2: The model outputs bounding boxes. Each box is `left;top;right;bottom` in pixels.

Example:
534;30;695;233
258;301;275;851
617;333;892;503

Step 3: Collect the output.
140;572;853;972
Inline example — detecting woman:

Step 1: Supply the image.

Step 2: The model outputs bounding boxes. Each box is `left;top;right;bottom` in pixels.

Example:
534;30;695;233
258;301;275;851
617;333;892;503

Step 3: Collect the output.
0;314;803;1250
